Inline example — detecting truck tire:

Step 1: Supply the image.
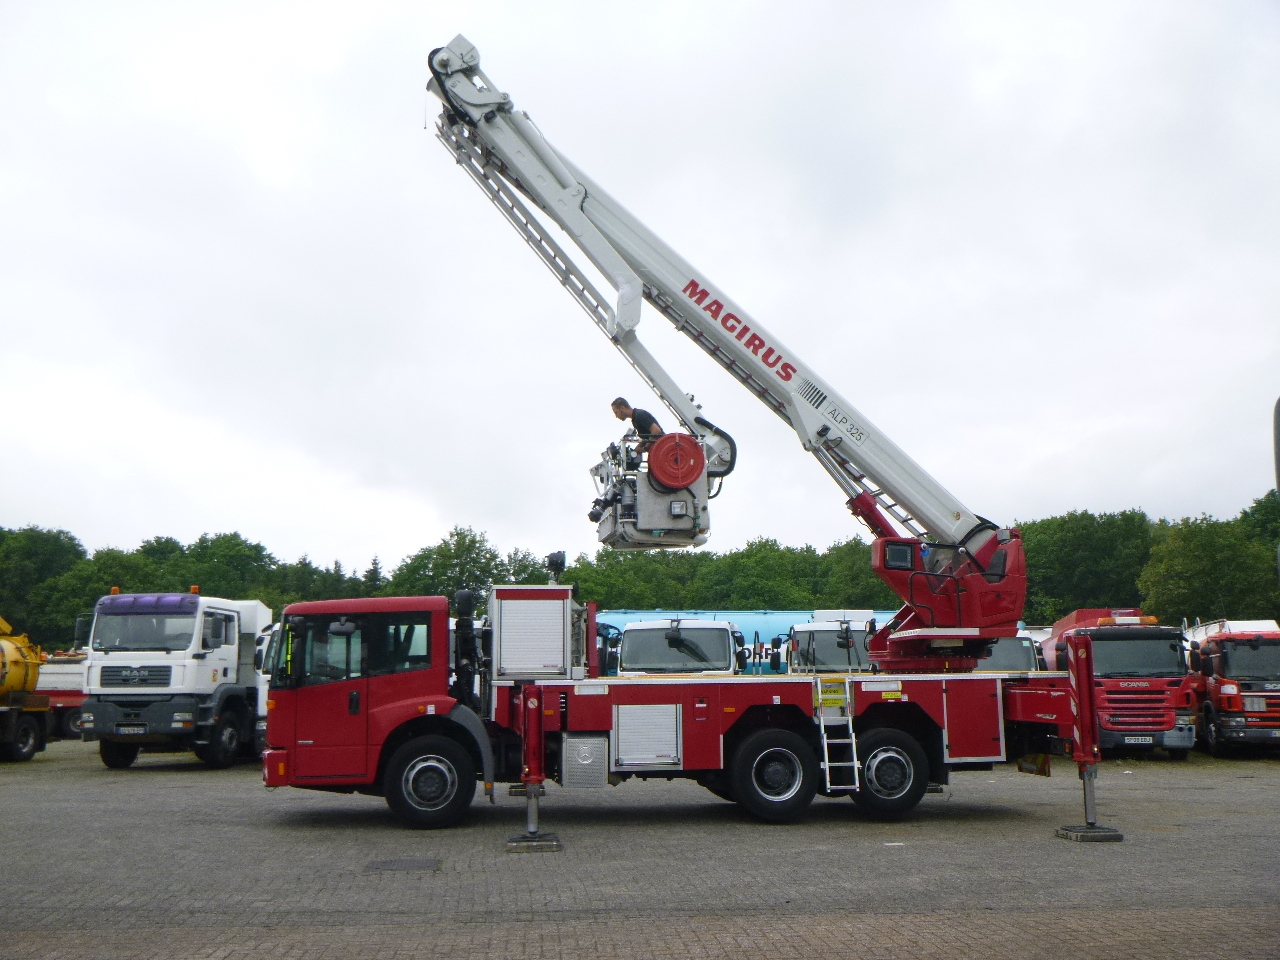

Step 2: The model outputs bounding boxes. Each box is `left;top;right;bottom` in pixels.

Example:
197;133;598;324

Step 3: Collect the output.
1;715;40;762
384;735;476;829
728;728;819;823
99;739;139;769
61;708;83;739
203;711;242;769
852;728;929;820
1202;705;1230;759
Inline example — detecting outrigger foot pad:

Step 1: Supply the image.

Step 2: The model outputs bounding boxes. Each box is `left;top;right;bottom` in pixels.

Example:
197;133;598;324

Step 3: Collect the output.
506;832;563;852
1056;825;1123;842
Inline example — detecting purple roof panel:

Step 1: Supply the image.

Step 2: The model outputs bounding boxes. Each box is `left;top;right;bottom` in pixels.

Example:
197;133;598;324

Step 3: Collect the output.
96;593;201;615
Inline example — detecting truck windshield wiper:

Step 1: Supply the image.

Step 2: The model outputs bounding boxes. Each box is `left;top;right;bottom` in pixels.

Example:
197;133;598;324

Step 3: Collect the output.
671;639;711;664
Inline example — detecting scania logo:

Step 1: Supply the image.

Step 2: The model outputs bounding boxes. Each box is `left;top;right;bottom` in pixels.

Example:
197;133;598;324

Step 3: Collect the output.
121;668;150;684
1118;681;1150;688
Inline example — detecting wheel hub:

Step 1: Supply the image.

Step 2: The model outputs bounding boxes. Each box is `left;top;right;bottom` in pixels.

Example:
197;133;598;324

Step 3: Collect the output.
864;747;913;799
404;756;458;811
752;747;802;802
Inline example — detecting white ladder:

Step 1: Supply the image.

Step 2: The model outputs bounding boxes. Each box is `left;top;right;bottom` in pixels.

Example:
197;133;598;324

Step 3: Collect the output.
815;677;858;792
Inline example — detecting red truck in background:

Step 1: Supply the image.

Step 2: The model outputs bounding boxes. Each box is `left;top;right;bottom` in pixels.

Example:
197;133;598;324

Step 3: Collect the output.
1186;619;1280;756
1041;609;1197;759
263;587;1106;833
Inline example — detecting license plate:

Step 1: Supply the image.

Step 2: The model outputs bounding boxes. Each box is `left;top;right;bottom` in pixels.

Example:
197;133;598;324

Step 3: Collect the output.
1123;735;1153;745
115;723;147;735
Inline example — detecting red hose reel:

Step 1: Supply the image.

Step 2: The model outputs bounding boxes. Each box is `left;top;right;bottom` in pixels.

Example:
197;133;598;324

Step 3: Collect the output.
647;434;706;490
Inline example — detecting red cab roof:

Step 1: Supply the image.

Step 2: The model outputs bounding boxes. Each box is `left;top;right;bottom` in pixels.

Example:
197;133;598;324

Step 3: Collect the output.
1049;608;1147;639
283;596;449;616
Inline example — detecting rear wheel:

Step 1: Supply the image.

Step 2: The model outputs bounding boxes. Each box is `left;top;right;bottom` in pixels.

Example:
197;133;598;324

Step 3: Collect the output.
99;739;139;769
203;711;241;769
729;729;818;823
1;715;40;762
384;735;476;829
852;728;929;820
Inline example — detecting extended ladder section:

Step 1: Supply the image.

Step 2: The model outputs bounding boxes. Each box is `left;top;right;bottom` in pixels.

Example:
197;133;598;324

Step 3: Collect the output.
427;36;1029;666
815;678;858;792
426;34;983;549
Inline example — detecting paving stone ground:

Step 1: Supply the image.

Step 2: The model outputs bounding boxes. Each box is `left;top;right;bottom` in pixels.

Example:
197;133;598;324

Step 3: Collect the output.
4;740;1280;959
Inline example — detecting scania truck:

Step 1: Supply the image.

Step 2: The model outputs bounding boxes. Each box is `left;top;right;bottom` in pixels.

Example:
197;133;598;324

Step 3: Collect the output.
1186;619;1280;755
80;589;272;769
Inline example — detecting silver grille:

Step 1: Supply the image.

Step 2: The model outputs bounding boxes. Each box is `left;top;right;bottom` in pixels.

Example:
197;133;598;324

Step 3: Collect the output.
100;665;172;687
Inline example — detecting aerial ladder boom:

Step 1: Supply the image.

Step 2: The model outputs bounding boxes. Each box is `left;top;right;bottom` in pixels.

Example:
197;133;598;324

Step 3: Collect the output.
428;36;1027;670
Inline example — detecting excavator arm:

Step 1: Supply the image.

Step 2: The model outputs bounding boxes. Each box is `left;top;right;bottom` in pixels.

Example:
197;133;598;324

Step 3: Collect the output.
427;35;1026;668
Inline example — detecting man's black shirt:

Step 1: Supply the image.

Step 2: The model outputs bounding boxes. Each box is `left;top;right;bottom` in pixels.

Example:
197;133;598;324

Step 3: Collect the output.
631;408;663;438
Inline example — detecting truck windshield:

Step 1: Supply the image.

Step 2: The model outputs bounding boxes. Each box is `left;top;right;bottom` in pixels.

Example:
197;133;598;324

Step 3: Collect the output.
92;614;196;652
982;638;1038;671
620;627;731;673
796;630;864;671
1091;636;1185;677
1223;640;1280;679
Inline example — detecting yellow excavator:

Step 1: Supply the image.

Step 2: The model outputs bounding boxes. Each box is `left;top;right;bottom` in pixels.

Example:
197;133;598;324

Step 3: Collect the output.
1;616;49;762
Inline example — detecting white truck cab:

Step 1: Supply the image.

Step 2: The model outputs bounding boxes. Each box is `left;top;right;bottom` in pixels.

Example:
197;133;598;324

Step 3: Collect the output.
614;619;741;675
79;592;272;769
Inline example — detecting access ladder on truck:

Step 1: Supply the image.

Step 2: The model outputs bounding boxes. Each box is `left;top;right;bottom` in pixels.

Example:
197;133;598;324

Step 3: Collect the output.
816;677;858;792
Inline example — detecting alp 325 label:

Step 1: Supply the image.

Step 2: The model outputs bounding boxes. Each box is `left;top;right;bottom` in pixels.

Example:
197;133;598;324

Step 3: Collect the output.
824;402;868;446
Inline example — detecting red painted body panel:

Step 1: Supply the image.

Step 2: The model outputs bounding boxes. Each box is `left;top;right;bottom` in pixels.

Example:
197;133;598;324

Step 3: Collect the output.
943;678;1002;759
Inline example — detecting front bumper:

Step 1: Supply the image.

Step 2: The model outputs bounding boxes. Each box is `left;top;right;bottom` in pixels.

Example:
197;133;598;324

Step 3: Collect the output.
80;695;202;745
1098;724;1196;751
263;748;289;787
1219;724;1280;744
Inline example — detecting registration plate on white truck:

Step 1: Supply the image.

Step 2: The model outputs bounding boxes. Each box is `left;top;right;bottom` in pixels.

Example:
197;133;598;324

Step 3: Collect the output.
1123;735;1154;744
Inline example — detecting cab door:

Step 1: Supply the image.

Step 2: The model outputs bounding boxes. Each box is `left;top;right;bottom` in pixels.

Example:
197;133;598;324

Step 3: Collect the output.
293;623;368;778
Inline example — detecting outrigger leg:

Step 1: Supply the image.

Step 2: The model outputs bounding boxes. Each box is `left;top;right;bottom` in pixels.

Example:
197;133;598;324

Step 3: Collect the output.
507;683;563;852
1056;763;1123;842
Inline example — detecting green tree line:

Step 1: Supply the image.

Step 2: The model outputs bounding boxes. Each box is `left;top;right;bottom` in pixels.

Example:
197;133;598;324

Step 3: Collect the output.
2;491;1277;649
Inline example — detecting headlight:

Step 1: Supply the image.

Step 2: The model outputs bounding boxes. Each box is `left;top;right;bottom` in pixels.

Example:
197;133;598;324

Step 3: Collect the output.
256;719;267;730
81;712;94;722
1175;715;1196;727
172;712;194;721
1223;716;1247;726
1243;697;1267;713
1220;683;1239;695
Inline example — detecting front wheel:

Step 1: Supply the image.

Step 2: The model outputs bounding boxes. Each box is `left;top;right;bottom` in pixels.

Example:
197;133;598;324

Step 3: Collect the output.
1;715;40;762
203;712;241;769
852;728;929;820
729;729;818;823
61;708;84;739
99;739;139;769
384;735;476;829
1202;707;1230;759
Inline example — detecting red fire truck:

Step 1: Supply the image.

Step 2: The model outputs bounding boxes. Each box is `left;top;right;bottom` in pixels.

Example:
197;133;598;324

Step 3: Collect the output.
264;586;1103;833
261;35;1115;841
1040;609;1197;759
1186;619;1280;755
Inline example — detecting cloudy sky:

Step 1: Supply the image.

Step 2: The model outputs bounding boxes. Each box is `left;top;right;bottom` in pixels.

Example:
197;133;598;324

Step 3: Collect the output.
2;1;1277;575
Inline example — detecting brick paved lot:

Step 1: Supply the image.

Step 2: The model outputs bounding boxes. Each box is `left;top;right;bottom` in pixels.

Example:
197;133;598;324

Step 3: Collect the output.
4;741;1280;959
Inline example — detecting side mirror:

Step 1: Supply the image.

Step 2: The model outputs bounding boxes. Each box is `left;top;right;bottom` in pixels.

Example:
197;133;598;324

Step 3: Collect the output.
1202;655;1215;678
769;639;782;672
202;616;224;650
74;615;92;645
1189;649;1201;672
836;621;853;648
735;647;750;671
254;649;265;671
732;631;745;648
1054;640;1069;672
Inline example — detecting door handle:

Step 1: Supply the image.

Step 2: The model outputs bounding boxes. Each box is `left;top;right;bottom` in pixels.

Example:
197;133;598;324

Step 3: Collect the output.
349;690;360;715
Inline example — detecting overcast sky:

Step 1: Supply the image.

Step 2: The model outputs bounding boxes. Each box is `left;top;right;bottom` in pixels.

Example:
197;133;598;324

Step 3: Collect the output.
1;1;1277;575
